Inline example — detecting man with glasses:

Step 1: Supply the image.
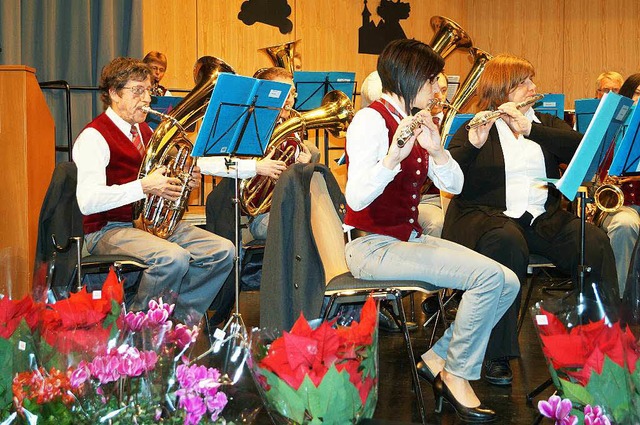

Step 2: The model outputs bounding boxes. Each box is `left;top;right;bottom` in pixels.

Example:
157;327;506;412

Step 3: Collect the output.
73;57;234;322
595;71;624;99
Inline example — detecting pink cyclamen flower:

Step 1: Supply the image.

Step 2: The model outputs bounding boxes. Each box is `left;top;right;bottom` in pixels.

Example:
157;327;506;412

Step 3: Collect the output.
123;311;147;331
168;324;199;349
146;298;175;326
584;405;611;425
69;362;90;389
538;395;577;424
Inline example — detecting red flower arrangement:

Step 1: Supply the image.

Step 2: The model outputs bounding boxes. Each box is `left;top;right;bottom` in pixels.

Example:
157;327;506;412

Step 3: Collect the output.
250;296;379;424
533;305;640;423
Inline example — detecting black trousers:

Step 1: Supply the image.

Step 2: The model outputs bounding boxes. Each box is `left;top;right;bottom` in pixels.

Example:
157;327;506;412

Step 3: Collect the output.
476;214;618;362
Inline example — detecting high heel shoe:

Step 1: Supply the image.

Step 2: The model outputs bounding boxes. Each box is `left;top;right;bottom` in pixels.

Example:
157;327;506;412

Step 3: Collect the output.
432;374;496;423
416;361;437;384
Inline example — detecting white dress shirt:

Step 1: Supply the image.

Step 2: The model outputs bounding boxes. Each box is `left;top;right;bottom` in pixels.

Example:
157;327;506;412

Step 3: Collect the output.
497;108;548;223
73;107;146;215
345;94;463;212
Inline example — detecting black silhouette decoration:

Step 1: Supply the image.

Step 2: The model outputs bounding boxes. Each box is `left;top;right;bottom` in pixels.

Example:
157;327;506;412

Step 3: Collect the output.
359;0;410;55
238;0;293;34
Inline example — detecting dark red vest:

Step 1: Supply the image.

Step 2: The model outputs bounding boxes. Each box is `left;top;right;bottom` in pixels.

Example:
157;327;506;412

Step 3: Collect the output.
344;100;429;241
82;113;152;234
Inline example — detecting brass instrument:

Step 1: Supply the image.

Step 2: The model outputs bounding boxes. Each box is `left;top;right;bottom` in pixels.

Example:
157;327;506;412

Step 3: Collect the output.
588;142;626;226
429;16;473;60
465;94;544;129
239;90;355;216
258;40;300;74
133;57;235;238
440;47;493;138
150;84;168;97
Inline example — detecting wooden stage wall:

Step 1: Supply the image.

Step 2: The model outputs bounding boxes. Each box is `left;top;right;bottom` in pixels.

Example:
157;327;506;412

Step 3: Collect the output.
142;0;640;163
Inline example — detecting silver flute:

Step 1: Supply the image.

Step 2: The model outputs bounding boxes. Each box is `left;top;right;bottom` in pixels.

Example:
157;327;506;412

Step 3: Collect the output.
396;99;458;148
465;93;544;130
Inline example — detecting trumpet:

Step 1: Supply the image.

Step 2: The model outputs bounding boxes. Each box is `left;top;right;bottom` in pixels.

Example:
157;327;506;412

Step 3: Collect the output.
465;94;544;130
396;99;457;148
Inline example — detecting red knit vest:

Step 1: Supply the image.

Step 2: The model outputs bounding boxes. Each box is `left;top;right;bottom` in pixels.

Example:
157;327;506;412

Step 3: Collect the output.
82;113;152;234
344;100;429;241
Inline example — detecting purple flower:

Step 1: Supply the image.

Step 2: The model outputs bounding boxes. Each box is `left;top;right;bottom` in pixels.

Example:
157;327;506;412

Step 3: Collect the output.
179;393;207;425
168;324;199;349
584;405;611;425
538;395;576;423
147;298;175;326
206;391;228;420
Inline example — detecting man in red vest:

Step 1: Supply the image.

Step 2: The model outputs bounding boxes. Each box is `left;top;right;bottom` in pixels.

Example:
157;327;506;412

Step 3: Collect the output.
72;57;234;322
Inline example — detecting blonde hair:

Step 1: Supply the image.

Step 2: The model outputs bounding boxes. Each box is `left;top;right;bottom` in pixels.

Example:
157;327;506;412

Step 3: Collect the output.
596;71;624;90
143;51;167;67
476;54;535;110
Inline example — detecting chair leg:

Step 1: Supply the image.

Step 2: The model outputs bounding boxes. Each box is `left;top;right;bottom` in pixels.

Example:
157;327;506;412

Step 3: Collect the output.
409;292;416;322
392;289;427;425
517;269;540;336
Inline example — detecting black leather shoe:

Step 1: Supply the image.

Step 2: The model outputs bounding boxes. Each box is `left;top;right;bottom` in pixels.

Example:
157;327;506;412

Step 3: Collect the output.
433;374;497;423
484;358;513;386
378;310;418;333
416;361;437;385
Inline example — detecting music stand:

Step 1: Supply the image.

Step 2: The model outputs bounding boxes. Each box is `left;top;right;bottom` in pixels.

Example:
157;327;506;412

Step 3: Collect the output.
192;73;289;378
609;105;640;177
533;93;565;118
146;95;182;130
293;71;356;165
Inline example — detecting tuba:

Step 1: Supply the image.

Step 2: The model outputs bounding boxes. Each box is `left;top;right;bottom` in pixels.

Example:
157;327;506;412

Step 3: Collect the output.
239;90;355;216
258;40;300;74
132;57;235;238
439;47;493;139
429;16;473;60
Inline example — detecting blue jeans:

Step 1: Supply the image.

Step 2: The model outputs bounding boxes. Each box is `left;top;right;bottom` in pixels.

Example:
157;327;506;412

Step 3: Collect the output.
85;221;234;322
601;205;640;295
345;232;519;380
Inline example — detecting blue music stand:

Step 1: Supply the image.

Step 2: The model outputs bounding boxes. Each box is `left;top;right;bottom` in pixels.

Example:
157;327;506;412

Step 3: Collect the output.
575;98;600;133
192;73;290;158
610;105;640;176
146;96;182;130
533;93;565;118
293;71;356;111
443;113;474;148
192;73;289;362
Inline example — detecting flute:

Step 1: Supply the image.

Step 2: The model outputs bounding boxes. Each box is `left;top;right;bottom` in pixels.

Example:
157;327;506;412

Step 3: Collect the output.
396;99;458;148
465;93;544;130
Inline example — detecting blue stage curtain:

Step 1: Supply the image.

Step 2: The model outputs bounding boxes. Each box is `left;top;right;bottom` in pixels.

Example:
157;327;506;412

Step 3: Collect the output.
0;0;143;162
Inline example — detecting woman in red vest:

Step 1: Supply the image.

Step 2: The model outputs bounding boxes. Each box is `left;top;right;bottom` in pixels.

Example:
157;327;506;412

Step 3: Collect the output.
343;39;519;422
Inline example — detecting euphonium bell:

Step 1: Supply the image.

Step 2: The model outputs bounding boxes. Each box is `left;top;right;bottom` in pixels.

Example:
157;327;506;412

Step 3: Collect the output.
132;57;236;238
258;40;300;74
239;90;355;216
590;183;624;227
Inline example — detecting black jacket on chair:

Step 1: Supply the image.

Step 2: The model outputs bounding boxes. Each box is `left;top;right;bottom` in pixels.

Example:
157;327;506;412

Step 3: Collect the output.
260;163;345;331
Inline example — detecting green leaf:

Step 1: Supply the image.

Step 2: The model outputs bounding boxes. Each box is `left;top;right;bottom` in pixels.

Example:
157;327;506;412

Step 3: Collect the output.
262;369;306;424
631;358;640;393
361;383;378;419
585;356;632;423
298;375;323;420
9;319;38;374
360;331;378;380
559;378;594;406
0;338;13;407
317;365;361;424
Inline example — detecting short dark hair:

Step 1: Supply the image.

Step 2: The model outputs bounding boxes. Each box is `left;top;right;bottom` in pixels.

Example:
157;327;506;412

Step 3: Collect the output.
377;39;444;114
619;73;640;100
253;66;293;81
143;51;167;67
99;57;151;106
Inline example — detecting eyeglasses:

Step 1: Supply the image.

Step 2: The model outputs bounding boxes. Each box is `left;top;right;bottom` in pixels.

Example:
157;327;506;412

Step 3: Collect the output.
597;87;620;94
288;88;298;99
122;86;152;97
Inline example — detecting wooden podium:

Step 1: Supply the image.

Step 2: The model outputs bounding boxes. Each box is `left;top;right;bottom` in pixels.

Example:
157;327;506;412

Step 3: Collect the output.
0;66;55;299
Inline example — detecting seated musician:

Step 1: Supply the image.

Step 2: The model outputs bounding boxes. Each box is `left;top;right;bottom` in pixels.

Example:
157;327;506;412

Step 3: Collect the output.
142;51;172;96
597;72;640;296
595;71;624;99
72;57;234;322
442;54;618;386
345;38;519;422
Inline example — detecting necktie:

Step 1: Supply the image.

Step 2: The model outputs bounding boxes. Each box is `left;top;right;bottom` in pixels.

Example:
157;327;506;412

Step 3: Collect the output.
130;125;146;156
432;116;441;128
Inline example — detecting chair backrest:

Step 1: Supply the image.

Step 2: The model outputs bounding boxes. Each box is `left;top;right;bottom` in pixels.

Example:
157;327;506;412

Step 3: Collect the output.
35;162;84;291
309;172;349;284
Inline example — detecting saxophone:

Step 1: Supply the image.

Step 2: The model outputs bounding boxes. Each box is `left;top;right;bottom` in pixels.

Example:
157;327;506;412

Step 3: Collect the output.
132;57;235;238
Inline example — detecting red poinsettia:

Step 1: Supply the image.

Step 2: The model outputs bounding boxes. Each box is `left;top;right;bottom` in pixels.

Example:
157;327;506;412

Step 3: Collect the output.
0;295;44;338
40;269;124;355
536;307;639;385
258;296;377;405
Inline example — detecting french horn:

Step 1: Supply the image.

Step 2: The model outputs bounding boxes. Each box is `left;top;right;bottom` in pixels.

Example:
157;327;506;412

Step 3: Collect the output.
132;57;235;238
239;90;355;216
